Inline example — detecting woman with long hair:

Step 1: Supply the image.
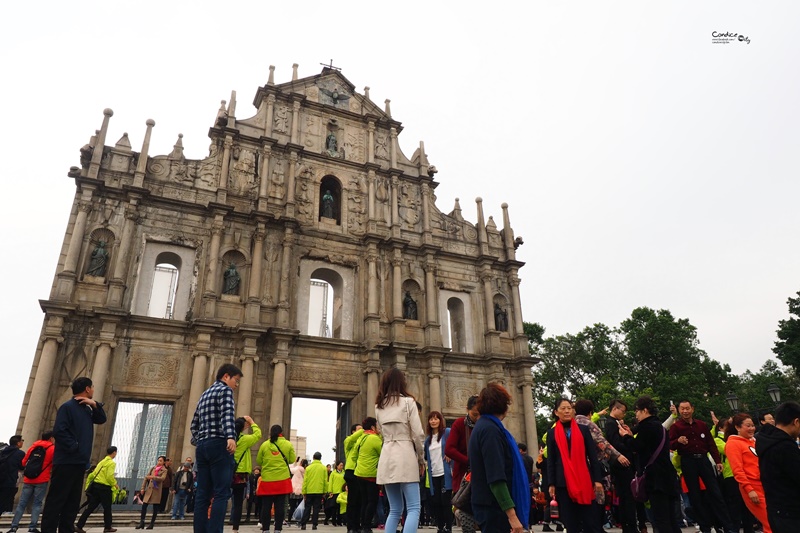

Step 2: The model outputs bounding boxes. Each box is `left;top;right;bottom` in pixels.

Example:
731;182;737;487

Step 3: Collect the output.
725;413;771;533
468;383;530;533
353;417;383;533
546;398;603;533
256;424;296;533
374;368;426;533
230;416;262;533
136;456;168;529
288;458;307;524
424;411;453;533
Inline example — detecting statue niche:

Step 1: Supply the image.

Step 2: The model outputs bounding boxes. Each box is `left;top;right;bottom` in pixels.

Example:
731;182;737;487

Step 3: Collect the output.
220;250;246;298
493;295;510;332
401;279;423;323
319;175;342;225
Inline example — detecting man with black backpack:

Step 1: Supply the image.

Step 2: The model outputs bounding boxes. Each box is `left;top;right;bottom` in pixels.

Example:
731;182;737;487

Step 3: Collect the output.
0;436;26;514
7;430;55;533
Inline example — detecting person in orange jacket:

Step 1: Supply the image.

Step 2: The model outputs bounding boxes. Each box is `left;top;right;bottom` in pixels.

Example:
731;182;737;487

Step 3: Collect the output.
725;413;770;533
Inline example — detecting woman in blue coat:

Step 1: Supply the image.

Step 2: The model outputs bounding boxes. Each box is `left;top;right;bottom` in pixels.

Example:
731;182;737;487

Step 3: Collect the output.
424;411;453;533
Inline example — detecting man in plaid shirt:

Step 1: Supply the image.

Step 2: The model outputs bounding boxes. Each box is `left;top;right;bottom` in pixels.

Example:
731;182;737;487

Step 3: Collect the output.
190;363;242;533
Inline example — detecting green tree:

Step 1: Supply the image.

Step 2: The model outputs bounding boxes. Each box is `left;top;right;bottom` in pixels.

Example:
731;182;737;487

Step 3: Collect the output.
774;291;800;374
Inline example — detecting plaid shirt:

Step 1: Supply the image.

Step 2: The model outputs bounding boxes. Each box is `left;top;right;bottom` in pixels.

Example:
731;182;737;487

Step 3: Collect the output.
190;380;236;444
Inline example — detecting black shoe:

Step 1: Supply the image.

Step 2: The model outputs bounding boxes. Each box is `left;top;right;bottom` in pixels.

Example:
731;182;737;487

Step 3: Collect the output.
146;525;154;530
312;527;318;531
28;529;40;533
8;528;18;533
301;527;306;531
135;524;145;530
75;527;86;533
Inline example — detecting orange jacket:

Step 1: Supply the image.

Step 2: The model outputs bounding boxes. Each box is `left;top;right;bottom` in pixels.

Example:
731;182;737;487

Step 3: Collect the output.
725;435;761;494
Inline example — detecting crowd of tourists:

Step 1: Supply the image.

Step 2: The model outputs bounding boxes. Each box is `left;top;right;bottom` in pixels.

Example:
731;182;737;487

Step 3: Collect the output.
2;368;800;533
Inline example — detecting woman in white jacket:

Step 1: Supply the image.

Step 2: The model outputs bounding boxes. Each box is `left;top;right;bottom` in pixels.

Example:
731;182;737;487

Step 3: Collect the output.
375;368;426;533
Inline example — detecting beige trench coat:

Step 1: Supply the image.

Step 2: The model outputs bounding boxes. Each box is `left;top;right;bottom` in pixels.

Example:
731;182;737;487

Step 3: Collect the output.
140;465;168;504
375;395;425;484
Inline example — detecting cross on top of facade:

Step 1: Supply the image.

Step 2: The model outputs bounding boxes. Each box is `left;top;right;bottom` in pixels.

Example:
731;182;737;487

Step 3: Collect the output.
320;59;341;72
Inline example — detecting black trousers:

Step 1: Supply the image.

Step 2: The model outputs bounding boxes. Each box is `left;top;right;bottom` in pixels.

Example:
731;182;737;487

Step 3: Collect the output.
356;478;378;529
648;491;683;533
0;486;17;512
260;493;286;532
301;494;323;527
613;468;638;533
555;487;603;533
41;464;86;533
245;489;261;521
680;455;733;532
430;475;453;531
722;476;754;533
768;509;800;533
231;483;246;528
344;470;362;531
77;483;114;528
140;502;159;526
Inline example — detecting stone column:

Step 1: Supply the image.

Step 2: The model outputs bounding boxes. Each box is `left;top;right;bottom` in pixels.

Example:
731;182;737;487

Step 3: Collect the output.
476;197;489;256
91;341;115;403
520;379;538;450
367;247;378;316
501;202;517;261
367;169;376;220
428;373;442;413
238;337;258;416
203;218;224;318
481;270;495;332
265;95;275;138
23;333;62;446
258;146;272;200
63;200;92;275
106;201;138;308
290;101;300;145
269;357;288;425
182;352;209;460
88;108;113;179
389;127;398;169
367;122;375;164
509;274;524;335
246;226;265;323
217;137;233;202
421;183;431;233
390;176;399;228
391;251;403;319
286;152;297;205
424;258;438;324
365;368;380;417
277;228;294;327
133;119;155;188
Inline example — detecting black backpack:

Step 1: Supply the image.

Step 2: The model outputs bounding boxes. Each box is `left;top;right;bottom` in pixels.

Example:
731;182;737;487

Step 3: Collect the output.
23;444;51;479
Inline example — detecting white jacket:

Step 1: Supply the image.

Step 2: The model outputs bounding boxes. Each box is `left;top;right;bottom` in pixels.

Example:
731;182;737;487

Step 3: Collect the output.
376;395;425;484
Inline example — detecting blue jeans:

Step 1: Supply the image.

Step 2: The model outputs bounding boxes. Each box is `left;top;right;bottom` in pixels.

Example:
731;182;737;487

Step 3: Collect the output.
384;482;420;533
171;489;188;519
193;438;234;533
12;482;48;530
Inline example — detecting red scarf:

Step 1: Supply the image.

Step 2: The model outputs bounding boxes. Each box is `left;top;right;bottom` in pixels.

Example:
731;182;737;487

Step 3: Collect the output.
554;419;594;505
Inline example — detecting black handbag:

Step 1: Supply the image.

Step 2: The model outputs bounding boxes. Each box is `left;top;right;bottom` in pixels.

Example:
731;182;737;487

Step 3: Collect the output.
451;472;472;515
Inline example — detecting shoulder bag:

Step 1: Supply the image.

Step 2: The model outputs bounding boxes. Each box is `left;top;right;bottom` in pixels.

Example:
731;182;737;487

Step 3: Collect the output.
451;419;473;514
630;427;666;503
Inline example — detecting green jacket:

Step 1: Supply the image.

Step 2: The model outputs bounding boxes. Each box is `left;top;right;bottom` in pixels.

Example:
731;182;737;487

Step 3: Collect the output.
336;491;348;515
87;455;117;488
257;437;296;482
353;432;382;479
329;469;346;493
234;423;262;474
344;429;364;471
302;459;328;494
714;434;733;479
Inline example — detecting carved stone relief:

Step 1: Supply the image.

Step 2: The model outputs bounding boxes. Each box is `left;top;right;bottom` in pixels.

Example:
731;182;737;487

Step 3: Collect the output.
375;133;390;161
125;354;180;388
228;146;257;197
347;193;366;235
289;364;360;387
270;159;286;200
316;81;352;110
445;379;481;409
273;106;290;134
375;177;390;225
398;182;420;230
304;114;320;148
343;130;365;163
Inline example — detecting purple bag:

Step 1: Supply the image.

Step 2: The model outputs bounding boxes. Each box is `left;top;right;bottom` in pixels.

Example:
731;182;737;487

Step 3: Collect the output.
630;428;666;503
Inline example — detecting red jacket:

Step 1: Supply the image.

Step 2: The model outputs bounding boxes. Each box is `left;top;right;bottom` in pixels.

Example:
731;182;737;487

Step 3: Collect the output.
22;440;55;484
445;416;470;487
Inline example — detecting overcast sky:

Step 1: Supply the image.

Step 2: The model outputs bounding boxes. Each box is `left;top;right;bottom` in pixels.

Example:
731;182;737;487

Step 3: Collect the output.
1;2;798;450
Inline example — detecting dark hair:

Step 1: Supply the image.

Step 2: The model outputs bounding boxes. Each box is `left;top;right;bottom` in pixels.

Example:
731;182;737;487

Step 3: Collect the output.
677;399;692;408
362;417;377;431
775;401;800;426
476;383;512;416
158;455;167;463
609;399;628;411
41;430;54;441
553;397;572;413
758;412;772;423
633;395;658;416
376;368;414;409
71;377;93;395
415;401;422;413
301;459;308;467
107;446;118;455
350;424;361;433
235;417;246;435
725;413;752;440
270;425;283;443
9;435;22;447
518;442;528;452
467;395;479;410
574;399;595;416
313;451;322;460
427;411;446;442
216;363;243;381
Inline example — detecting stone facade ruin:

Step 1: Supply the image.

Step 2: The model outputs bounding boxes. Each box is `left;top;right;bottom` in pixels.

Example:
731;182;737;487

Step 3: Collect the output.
17;65;537;465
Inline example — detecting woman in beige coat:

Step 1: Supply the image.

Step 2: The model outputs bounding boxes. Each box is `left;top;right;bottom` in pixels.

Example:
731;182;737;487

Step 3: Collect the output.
375;368;425;533
136;455;169;529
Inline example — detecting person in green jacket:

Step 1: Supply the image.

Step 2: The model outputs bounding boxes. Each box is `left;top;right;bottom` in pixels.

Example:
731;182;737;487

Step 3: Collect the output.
336;486;348;518
300;452;328;530
231;416;262;533
76;446;118;533
256;425;296;533
353;417;382;533
343;423;364;532
327;462;346;526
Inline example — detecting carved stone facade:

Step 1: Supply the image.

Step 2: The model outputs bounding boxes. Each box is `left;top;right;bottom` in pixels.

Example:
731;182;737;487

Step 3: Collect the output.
17;67;537;465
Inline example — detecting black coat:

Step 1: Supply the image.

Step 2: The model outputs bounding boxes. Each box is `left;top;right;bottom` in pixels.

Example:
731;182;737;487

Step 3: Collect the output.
623;415;678;496
52;398;107;466
545;422;603;491
755;423;800;515
604;417;635;473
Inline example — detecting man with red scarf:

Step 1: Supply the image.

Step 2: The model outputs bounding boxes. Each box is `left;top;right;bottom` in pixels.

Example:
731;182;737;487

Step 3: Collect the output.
546;398;604;533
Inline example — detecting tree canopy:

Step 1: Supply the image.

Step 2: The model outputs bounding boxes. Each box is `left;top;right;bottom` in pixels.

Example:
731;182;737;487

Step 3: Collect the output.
528;306;795;438
774;291;800;374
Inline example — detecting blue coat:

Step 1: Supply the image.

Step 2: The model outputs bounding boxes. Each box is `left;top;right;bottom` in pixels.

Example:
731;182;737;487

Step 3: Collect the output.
52;397;107;467
424;428;452;494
